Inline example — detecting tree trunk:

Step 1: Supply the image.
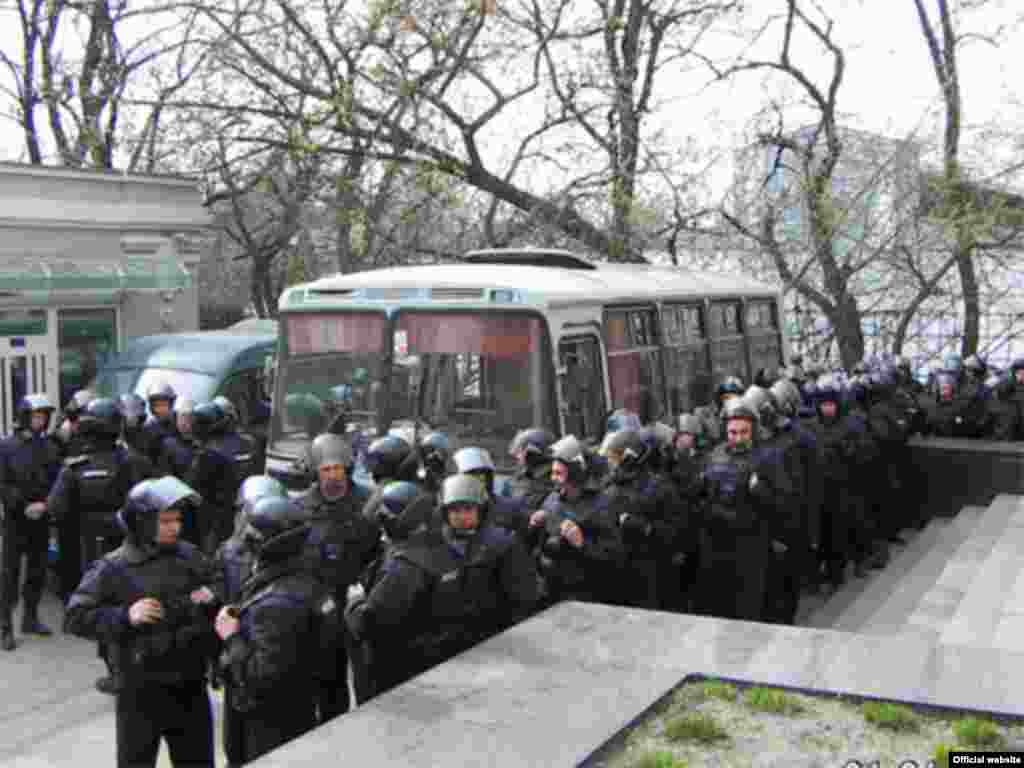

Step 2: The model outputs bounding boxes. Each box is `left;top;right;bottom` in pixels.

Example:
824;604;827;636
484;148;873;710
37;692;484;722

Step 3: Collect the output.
250;252;269;318
832;292;865;371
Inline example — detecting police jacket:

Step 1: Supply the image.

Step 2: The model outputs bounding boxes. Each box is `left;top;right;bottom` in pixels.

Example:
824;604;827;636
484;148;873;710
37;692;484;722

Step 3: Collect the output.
530;488;623;592
808;409;876;482
505;462;556;513
300;481;379;594
142;417;175;467
347;525;540;660
0;430;62;515
65;538;217;689
993;381;1024;440
603;469;686;559
221;554;338;714
700;441;792;537
47;441;155;531
774;417;823;548
158;431;195;479
187;432;255;512
213;535;255;607
924;396;975;438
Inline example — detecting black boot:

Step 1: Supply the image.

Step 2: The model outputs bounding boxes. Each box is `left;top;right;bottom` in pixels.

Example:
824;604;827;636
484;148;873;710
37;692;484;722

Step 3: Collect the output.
21;607;52;636
1;625;15;651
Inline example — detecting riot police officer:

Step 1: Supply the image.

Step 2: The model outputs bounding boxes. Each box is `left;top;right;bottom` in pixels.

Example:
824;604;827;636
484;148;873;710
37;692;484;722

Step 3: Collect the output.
298;433;378;721
693;398;791;621
528;436;622;606
1;394;62;650
453;445;529;538
506;428;557;514
693;376;745;447
65;477;218;767
345;474;540;700
993;357;1024;440
119;393;151;459
142;382;177;466
361;434;421;523
157;397;196;479
215;496;336;765
55;388;97;456
417;431;451;497
214;395;262;476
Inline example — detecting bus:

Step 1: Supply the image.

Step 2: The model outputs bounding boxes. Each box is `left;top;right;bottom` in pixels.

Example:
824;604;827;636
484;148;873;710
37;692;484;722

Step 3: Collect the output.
266;249;786;488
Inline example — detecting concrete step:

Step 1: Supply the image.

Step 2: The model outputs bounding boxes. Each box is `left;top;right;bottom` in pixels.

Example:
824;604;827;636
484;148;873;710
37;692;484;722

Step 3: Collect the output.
942;495;1024;651
854;505;988;635
901;498;1021;642
828;506;985;634
797;516;958;630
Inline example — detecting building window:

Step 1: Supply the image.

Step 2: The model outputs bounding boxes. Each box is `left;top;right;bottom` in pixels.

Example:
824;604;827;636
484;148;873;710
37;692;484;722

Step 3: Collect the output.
58;309;117;409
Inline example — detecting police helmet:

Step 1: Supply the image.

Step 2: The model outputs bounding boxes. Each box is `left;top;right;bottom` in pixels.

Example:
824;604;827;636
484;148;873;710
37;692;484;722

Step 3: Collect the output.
78;397;123;440
145;381;176;408
365;435;418;483
1011;357;1024;374
753;367;775;388
963;355;986;375
117;476;200;550
677;413;704;436
212;396;239;427
119;393;148;429
599;428;649;478
550;434;589;485
64;388;97;420
722;396;760;427
418;432;451;474
15;393;55;431
439;474;489;536
242;497;310;560
378;481;434;541
715;376;745;401
942;353;962;375
815;373;845;403
769;378;801;417
234;475;288;536
508;428;556;466
191;401;229;443
605;409;642;435
308;433;354;472
452;446;496;475
329;384;354;409
743;385;777;427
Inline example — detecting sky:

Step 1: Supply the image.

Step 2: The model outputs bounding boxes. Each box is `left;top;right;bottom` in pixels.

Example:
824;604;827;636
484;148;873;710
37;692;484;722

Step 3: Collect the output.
0;1;1019;187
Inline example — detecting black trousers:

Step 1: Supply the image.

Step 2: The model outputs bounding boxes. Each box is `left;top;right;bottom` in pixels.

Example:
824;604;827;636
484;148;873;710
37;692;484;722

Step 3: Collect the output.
314;642;350;722
116;680;213;768
2;515;49;625
57;513;81;603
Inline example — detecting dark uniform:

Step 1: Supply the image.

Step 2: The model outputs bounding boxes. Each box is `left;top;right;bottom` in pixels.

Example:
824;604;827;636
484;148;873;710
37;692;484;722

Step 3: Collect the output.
298;433;379;721
1;395;62;649
141;382;177;467
528;436;622;606
993;359;1024;440
345;474;541;701
218;497;339;765
64;477;217;768
119;393;151;459
48;399;156;602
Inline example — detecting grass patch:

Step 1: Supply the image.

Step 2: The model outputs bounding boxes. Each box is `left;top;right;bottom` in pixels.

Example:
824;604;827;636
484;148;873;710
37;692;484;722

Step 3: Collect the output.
744;687;805;716
862;701;920;732
953;717;1006;748
700;679;737;703
629;750;687;768
664;713;730;745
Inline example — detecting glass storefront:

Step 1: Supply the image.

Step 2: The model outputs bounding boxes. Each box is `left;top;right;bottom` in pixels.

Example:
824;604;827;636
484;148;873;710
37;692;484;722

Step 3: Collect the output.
58;309;118;408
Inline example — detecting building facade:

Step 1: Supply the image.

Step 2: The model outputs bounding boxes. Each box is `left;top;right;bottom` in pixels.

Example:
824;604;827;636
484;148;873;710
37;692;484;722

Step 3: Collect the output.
0;163;211;433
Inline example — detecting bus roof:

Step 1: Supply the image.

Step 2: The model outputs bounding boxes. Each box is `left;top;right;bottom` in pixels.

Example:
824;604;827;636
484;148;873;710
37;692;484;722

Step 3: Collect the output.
280;262;779;311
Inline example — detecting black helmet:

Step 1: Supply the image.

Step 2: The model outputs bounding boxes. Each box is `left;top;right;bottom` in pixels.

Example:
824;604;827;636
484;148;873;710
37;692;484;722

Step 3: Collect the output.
242;496;310;561
119;393;148;429
599;428;648;481
509;427;556;467
145;381;176;408
64;388;97;421
191;401;229;443
78;397;123;441
365;435;418;482
418;432;451;475
550;434;589;485
378;481;434;541
117;476;200;553
716;376;745;402
212;395;239;428
16;393;55;432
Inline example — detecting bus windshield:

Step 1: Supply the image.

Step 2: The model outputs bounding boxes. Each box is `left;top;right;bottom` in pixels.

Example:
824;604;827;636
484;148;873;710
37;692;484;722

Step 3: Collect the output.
273;312;388;457
389;311;554;472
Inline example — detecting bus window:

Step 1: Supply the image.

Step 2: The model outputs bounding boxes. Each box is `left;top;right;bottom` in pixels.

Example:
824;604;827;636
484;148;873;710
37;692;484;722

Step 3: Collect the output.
274;312;388;455
391;312;554;471
746;300;783;379
662;304;712;413
709;300;749;384
604;308;666;423
558;335;606;442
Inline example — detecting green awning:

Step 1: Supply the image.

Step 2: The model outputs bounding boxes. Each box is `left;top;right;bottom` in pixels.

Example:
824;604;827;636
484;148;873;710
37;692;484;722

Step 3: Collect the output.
0;256;192;295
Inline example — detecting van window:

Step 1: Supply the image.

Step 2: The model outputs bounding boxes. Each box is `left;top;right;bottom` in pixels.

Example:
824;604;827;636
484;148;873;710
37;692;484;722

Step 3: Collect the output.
662;304;712;413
